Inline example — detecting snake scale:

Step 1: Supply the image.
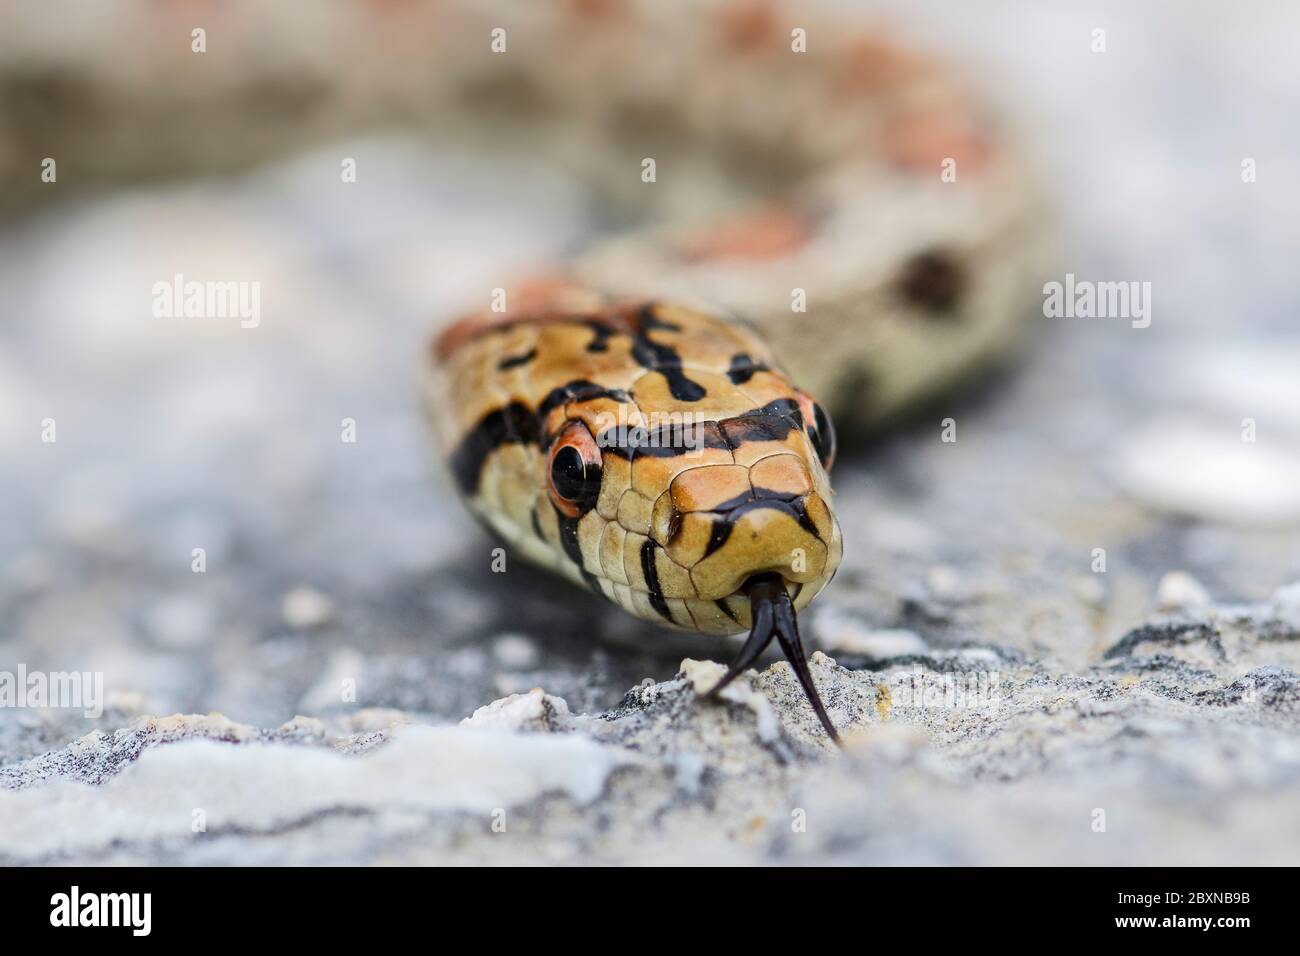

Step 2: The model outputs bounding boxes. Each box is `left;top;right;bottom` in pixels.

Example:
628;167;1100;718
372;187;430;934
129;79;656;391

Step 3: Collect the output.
0;0;1048;739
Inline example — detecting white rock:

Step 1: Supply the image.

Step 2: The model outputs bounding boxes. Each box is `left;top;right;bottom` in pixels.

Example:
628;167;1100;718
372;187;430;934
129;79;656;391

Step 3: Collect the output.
281;587;336;628
0;724;632;859
129;711;260;743
275;716;327;739
1116;419;1300;526
491;633;540;670
462;688;570;732
338;708;413;734
1155;571;1211;612
680;659;730;697
926;565;968;603
1271;582;1300;629
1071;574;1107;609
680;659;783;743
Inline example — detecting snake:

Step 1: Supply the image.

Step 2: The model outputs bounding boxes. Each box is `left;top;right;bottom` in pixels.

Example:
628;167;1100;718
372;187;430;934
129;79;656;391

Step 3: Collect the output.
0;0;1049;741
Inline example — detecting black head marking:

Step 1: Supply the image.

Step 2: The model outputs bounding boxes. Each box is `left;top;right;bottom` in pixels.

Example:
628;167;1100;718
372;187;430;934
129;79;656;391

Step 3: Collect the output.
554;507;603;593
634;303;682;333
639;538;674;623
597;420;729;461
497;347;538;371
719;398;802;447
701;497;821;559
537;380;632;422
584;320;617;353
449;402;540;495
627;304;706;402
727;352;770;385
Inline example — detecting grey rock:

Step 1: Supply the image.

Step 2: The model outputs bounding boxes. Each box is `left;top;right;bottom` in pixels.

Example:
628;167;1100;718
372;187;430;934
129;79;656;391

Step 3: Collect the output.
3;605;1298;865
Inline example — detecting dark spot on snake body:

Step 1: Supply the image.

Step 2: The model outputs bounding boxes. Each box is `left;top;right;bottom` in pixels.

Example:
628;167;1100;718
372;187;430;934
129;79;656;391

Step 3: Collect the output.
449;401;539;495
639;538;674;623
537;379;631;421
530;507;544;541
727;353;770;385
497;347;537;370
898;248;966;316
584;320;617;353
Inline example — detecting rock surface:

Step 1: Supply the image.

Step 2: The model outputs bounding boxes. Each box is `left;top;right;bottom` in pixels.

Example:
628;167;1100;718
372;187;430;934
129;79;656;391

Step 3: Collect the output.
3;596;1298;864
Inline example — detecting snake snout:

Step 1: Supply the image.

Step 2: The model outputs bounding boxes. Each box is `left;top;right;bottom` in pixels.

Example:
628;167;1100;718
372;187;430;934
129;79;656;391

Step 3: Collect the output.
689;493;835;600
650;455;840;602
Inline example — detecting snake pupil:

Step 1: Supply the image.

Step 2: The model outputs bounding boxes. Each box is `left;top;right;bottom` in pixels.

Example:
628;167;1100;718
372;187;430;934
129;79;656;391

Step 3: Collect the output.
810;402;836;471
551;445;599;506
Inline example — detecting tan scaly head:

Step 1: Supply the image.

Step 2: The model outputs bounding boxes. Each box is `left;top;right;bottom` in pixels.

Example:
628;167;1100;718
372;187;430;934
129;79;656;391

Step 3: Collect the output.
432;291;844;740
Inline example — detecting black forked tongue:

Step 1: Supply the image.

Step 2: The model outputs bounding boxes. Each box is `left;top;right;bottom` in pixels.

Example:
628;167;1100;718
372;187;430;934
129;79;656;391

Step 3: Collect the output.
703;572;842;745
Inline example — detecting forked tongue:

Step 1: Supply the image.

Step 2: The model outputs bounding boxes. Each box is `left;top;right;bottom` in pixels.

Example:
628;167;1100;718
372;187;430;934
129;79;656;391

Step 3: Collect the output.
703;572;842;745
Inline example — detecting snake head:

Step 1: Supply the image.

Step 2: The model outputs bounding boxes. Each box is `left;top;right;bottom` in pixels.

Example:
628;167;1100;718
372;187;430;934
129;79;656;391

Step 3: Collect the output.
436;296;844;738
436;293;844;631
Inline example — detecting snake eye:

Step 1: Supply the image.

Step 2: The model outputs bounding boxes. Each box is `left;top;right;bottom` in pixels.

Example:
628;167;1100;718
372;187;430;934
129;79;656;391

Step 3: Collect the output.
547;420;603;517
795;392;836;472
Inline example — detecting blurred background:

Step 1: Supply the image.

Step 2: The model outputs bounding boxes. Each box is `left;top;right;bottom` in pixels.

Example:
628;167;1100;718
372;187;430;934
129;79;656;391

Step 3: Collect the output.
1;0;1298;864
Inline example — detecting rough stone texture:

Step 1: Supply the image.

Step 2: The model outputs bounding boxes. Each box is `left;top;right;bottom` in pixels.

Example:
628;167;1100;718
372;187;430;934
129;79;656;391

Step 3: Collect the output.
3;597;1299;864
2;1;1300;864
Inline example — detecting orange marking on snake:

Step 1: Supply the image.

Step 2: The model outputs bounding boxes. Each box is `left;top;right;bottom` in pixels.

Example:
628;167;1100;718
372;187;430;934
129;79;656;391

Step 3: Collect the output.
718;0;780;53
831;34;928;95
433;277;604;361
678;208;812;263
886;110;990;173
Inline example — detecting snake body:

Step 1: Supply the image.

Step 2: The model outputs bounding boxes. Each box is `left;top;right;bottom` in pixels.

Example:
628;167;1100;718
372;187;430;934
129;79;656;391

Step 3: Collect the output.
0;0;1049;736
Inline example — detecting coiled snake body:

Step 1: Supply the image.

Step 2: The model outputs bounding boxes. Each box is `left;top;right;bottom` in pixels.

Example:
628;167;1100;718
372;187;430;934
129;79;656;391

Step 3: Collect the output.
0;0;1048;739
